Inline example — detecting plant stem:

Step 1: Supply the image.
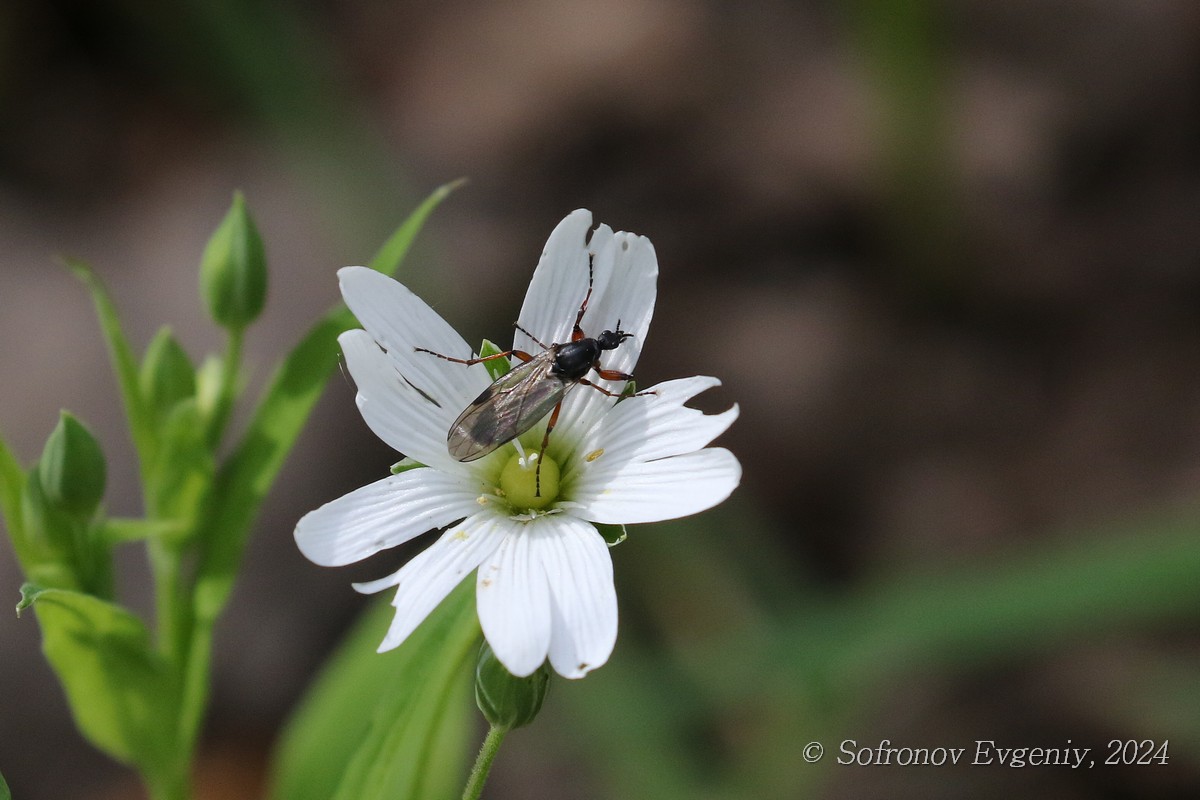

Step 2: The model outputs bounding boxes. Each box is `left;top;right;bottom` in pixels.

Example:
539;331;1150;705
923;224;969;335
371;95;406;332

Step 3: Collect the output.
207;328;244;448
461;724;507;800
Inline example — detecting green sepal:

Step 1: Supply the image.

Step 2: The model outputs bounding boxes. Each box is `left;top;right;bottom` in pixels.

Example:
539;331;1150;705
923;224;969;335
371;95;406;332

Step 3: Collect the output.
474;641;550;730
17;584;180;779
38;412;106;519
478;339;511;381
390;458;426;475
199;191;267;331
20;470;83;591
596;522;629;547
270;579;479;800
140;327;196;424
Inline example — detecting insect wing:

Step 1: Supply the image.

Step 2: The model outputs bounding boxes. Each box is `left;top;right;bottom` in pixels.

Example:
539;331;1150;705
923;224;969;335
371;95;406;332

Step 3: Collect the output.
448;353;568;461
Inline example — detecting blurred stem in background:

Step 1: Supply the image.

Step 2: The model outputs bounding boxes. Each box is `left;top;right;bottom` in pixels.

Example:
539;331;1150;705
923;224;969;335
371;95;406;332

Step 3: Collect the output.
846;0;965;296
96;0;410;255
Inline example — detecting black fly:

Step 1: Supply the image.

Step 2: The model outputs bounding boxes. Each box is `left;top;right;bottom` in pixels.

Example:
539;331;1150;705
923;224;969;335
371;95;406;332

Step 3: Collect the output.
415;256;645;496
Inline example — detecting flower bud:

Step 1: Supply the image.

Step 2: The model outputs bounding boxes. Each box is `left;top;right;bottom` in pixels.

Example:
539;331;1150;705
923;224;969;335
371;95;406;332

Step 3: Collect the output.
140;327;196;418
474;641;550;730
38;412;106;519
199;191;267;330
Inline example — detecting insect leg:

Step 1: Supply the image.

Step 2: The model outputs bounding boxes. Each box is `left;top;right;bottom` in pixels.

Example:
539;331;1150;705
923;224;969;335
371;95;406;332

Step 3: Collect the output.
534;398;564;497
414;347;535;365
579;376;657;398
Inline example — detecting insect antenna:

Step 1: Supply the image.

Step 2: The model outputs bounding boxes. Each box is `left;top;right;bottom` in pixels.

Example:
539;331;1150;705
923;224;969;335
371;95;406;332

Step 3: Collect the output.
571;252;596;340
513;322;550;351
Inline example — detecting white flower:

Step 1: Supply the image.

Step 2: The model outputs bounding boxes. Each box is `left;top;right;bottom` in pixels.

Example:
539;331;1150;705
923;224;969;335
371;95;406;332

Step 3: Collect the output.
295;210;740;678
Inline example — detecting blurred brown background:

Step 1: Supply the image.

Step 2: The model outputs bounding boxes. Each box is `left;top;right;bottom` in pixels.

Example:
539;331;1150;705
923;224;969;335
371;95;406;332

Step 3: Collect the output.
2;0;1200;797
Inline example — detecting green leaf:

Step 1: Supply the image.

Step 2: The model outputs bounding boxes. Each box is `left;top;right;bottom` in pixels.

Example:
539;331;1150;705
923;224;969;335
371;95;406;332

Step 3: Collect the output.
191;179;464;622
0;431;28;558
144;400;214;529
270;579;479;800
65;259;156;473
18;585;179;779
366;178;466;274
0;765;9;800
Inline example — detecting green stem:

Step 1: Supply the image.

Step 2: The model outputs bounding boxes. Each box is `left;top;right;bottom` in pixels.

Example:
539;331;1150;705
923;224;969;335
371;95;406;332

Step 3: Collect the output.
149;542;187;660
461;725;507;800
207;327;244;448
176;617;215;762
146;766;190;800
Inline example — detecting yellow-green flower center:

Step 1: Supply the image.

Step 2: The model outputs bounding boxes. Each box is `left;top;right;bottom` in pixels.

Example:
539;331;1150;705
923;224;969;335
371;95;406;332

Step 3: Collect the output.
499;450;561;510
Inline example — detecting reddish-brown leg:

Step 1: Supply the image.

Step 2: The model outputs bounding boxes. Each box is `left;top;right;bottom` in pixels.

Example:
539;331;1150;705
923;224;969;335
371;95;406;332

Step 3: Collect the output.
579;377;657;399
533;399;565;496
414;347;534;365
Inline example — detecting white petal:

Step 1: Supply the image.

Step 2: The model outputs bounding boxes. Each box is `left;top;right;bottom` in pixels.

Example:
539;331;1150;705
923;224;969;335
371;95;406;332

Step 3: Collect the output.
515;210;601;354
339;266;490;415
537;517;618;679
560;376;738;481
375;512;507;652
574;448;742;525
340;329;466;475
476;518;552;677
555;230;659;439
294;468;479;567
577;230;658;378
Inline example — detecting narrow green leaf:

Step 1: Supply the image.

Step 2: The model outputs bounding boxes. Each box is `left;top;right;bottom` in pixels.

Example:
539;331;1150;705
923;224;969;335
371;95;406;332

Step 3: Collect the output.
0;766;10;800
0;432;27;554
271;580;479;800
192;179;463;621
366;178;466;273
18;584;179;777
65;259;156;470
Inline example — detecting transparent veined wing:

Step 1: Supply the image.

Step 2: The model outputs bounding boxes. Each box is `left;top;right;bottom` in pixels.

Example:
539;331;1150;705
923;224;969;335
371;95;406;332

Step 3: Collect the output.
448;352;571;461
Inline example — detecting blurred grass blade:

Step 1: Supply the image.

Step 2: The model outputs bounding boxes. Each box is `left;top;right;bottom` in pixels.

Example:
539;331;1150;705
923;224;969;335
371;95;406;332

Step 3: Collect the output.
271;580;479;800
16;585;179;782
64;259;156;470
192;179;463;620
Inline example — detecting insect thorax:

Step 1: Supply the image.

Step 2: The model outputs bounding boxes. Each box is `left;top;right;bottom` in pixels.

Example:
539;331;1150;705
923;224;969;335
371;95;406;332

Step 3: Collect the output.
551;339;602;381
